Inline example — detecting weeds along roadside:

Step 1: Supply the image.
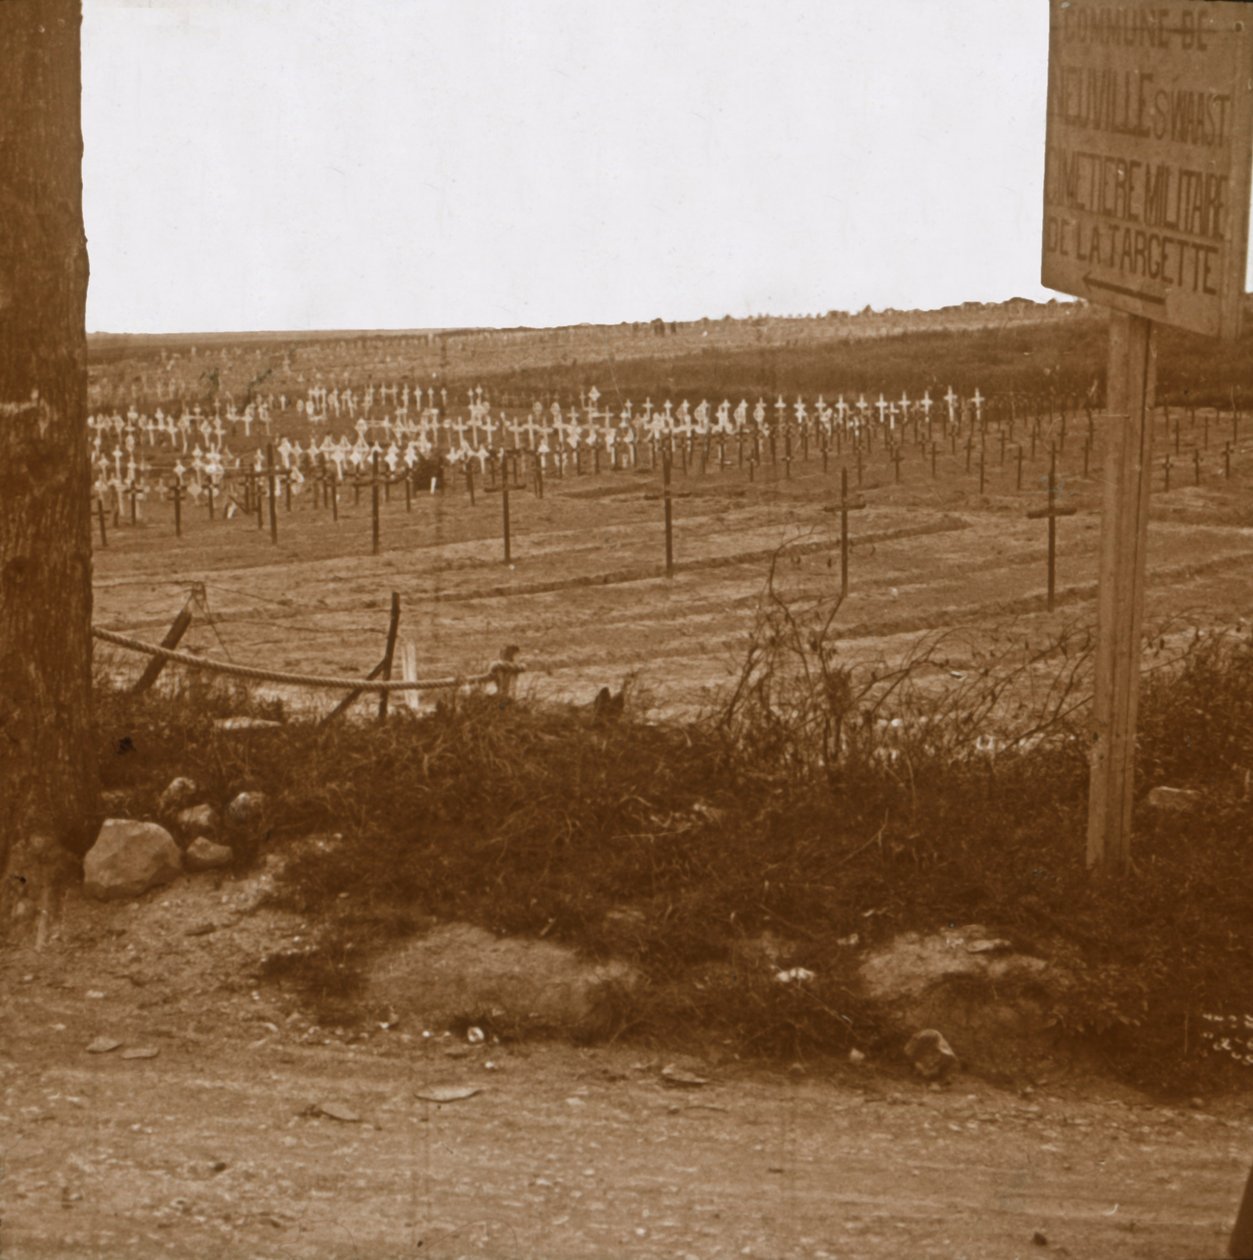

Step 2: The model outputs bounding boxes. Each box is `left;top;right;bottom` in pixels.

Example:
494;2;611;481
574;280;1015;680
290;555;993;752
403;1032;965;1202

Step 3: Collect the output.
90;595;1253;1093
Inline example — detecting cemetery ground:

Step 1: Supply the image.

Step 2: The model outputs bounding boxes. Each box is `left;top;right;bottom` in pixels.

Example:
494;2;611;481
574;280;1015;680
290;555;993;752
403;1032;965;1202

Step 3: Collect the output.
6;313;1252;1256
4;410;1249;1256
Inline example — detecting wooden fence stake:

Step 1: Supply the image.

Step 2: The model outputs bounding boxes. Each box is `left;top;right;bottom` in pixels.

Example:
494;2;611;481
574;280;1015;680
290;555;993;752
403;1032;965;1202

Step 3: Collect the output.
95;497;108;548
501;465;512;565
322;656;386;724
130;598;195;695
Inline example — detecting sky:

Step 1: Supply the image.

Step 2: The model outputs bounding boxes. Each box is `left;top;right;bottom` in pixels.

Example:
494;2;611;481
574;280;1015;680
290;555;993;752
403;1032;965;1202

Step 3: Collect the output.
79;1;1115;332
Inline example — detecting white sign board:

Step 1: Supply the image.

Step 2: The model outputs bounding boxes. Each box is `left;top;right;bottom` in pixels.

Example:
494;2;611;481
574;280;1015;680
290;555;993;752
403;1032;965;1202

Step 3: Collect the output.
1043;0;1253;338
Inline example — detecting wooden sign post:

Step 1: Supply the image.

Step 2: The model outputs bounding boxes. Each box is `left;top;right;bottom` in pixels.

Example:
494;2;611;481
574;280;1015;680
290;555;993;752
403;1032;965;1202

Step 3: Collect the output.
1042;0;1253;873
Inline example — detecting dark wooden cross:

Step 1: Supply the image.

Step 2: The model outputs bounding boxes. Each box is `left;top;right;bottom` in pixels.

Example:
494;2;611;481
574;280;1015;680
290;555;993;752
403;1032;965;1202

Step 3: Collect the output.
826;466;868;599
1026;450;1076;611
371;452;383;555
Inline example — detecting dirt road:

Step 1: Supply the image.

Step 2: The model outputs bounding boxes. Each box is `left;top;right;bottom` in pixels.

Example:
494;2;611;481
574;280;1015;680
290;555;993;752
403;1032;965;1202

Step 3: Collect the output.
3;883;1250;1260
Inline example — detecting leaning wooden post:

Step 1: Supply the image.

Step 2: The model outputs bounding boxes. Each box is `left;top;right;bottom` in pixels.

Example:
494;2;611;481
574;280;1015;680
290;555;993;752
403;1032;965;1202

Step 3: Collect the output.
662;446;674;578
171;478;182;538
376;591;401;722
95;496;108;548
131;596;195;695
321;656;387;725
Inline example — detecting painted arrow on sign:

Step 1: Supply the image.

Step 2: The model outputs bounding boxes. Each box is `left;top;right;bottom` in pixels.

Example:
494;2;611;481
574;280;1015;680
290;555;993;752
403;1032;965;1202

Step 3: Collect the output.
1083;272;1168;307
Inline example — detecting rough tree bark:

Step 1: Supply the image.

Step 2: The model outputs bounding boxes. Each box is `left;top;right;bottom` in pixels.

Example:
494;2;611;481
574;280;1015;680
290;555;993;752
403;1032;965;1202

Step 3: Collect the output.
0;0;96;894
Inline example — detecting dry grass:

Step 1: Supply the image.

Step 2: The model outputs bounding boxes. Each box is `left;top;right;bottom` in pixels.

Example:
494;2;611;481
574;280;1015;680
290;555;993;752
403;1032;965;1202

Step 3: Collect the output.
90;590;1253;1093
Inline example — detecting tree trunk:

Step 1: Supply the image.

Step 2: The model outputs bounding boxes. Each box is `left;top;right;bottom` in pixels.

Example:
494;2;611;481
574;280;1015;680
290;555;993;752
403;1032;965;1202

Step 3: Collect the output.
0;0;96;891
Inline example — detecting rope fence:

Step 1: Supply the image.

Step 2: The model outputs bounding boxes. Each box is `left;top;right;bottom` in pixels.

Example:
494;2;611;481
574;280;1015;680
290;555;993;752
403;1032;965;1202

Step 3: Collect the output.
91;625;521;695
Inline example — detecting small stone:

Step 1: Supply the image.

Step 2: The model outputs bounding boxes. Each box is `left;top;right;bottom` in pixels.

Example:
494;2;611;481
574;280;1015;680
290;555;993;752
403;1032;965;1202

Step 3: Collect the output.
313;1101;360;1122
1032;1230;1048;1246
415;1086;480;1103
121;1047;159;1060
214;717;282;733
226;791;268;825
84;821;181;901
660;1065;709;1088
158;777;198;816
175;804;219;837
100;789;132;816
1146;786;1202;812
905;1029;959;1081
848;1048;866;1065
185;838;233;872
775;967;816;984
86;1037;121;1054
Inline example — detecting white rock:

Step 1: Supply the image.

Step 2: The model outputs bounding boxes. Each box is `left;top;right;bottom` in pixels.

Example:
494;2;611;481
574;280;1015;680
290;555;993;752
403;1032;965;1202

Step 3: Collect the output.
226;791;268;825
1147;786;1202;812
83;821;181;901
775;967;816;985
158;777;198;816
214;717;283;733
175;803;219;837
185;837;234;872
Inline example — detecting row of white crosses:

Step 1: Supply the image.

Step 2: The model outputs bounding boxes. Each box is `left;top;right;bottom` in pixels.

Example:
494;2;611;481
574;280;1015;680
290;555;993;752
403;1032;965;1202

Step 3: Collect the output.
85;385;997;490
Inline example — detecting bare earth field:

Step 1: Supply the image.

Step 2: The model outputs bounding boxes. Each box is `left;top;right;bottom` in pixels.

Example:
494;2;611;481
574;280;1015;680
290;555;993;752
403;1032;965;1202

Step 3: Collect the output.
92;408;1253;718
